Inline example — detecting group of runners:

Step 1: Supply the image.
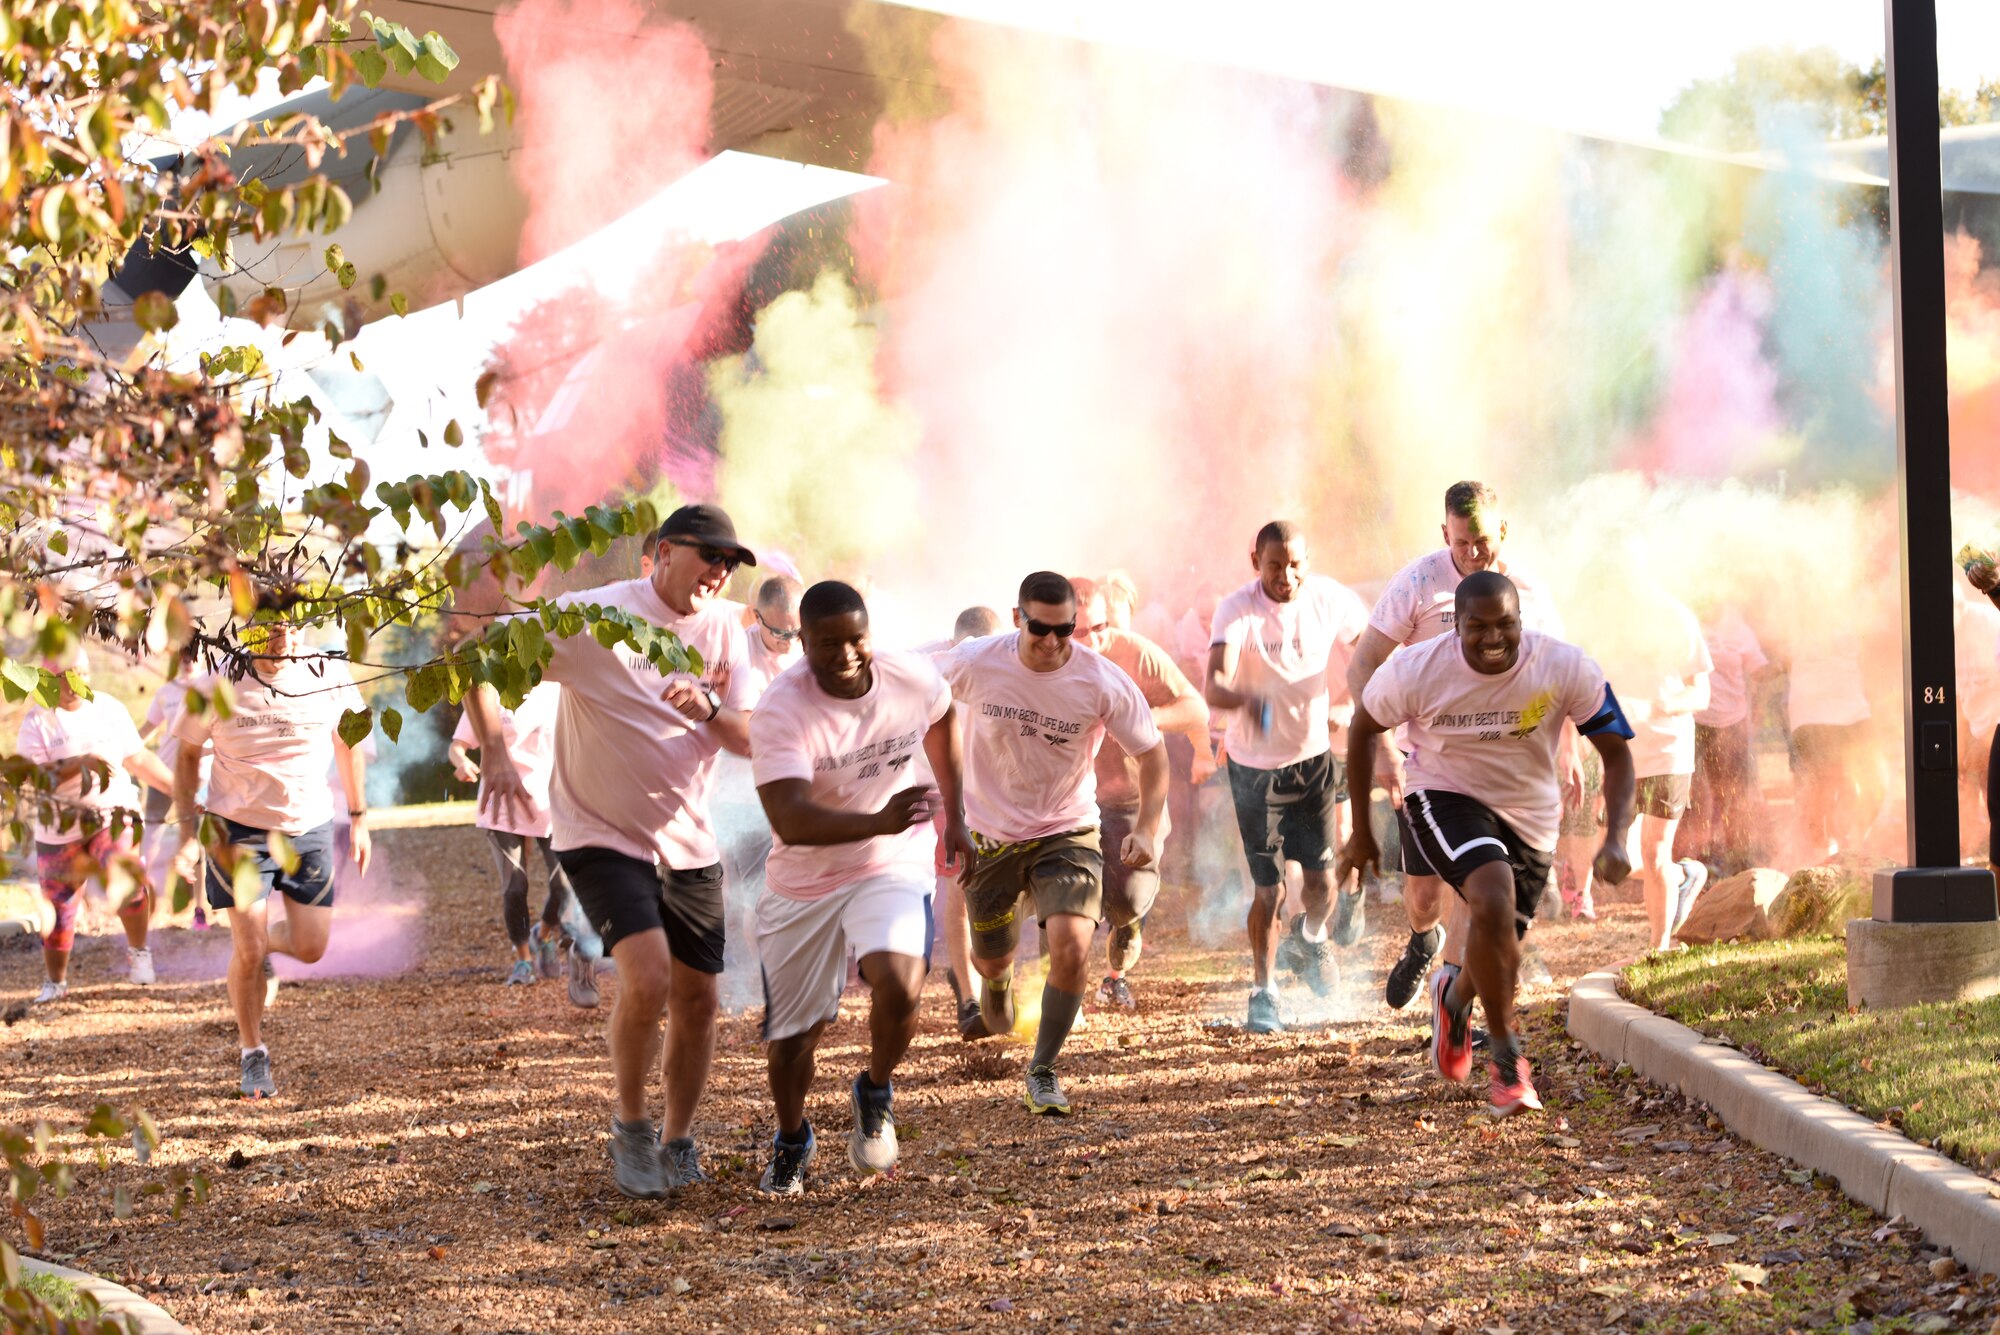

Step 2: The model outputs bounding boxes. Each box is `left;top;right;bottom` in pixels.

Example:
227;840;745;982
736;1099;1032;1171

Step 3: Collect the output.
32;479;1846;1199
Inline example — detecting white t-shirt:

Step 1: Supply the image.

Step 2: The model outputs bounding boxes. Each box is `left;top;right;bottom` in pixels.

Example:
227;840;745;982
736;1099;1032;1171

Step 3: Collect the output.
1367;549;1565;646
1363;631;1620;851
16;697;146;844
534;578;752;868
175;660;366;834
742;628;803;705
939;634;1161;845
1208;576;1370;770
1697;609;1768;731
143;678;210;785
749;651;951;901
452;682;561;839
1601;596;1712;780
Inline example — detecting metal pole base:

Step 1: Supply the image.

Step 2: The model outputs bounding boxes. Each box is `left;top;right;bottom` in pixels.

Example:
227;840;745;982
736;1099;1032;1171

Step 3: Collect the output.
1871;867;1999;922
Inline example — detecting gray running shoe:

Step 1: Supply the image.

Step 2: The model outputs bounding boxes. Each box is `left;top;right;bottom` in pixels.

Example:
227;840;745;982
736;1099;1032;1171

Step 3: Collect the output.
610;1120;668;1199
261;956;278;1008
848;1074;898;1175
759;1126;815;1195
1281;913;1337;997
1330;886;1366;948
564;941;600;1010
1244;988;1285;1034
505;958;536;986
1023;1064;1071;1116
240;1048;276;1100
956;997;992;1041
1095;974;1137;1011
659;1136;708;1188
1671;859;1709;934
534;932;562;981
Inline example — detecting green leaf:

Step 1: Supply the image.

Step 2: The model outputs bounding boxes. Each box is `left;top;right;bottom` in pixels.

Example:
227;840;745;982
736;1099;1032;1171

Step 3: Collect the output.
337;262;357;290
1;658;39;702
380;706;403;744
324;243;346;272
133;289;178;332
268;828;300;875
338;707;372;748
353;44;387;87
390;292;409;318
46;528;67;555
406;664;444;714
443;419;463;447
416;32;460;82
62;668;92;701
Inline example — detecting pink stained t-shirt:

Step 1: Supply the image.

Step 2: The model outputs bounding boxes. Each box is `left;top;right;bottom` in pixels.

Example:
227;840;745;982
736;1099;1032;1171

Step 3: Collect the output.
741;627;803;705
1696;608;1768;730
939;633;1162;846
452;680;561;839
16;696;146;844
1208;575;1370;771
1599;594;1713;780
1367;548;1565;647
533;578;752;869
749;650;951;901
1363;631;1618;852
175;659;366;834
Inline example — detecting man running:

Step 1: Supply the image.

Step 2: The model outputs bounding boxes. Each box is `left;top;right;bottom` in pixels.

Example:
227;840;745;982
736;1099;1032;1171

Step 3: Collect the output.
943;572;1167;1114
172;617;371;1099
1073;578;1211;1011
742;574;805;697
928;605;1005;1039
469;503;754;1198
749;581;974;1193
1345;481;1570;1014
1204;521;1370;1033
450;681;598;1002
18;645;175;1002
1340;571;1635;1114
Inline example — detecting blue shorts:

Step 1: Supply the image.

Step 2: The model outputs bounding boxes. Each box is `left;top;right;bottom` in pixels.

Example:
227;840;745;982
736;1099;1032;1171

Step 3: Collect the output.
205;819;338;911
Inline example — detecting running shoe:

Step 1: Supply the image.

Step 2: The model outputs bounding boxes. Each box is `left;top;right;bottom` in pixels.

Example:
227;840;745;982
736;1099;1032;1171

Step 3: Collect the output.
505;958;537;986
33;980;67;1005
849;1074;898;1175
1330;886;1366;948
1519;940;1554;988
126;947;155;986
759;1125;816;1196
1024;1064;1071;1116
1487;1049;1544;1117
261;956;279;1008
1244;988;1285;1034
564;941;601;1010
659;1136;708;1188
1671;858;1709;934
956;997;992;1041
534;931;563;981
1108;920;1143;974
1281;913;1337;997
610;1120;668;1199
1428;968;1474;1083
1095;975;1137;1011
1384;927;1443;1010
240;1048;276;1100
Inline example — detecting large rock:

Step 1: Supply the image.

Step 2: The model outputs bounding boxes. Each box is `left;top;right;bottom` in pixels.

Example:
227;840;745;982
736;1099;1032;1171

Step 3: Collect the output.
1676;868;1789;944
1771;865;1873;938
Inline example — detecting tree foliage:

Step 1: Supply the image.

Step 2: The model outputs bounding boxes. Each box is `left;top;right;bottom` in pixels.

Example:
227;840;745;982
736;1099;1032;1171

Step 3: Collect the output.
0;6;685;857
1659;45;2000;150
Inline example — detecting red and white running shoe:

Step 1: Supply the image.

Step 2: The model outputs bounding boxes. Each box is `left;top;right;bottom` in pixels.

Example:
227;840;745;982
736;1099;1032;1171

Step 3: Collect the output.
1428;967;1474;1083
1487;1050;1544;1117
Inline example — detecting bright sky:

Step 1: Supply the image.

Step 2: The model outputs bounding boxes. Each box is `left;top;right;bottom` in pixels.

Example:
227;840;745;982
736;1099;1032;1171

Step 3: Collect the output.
890;0;2000;142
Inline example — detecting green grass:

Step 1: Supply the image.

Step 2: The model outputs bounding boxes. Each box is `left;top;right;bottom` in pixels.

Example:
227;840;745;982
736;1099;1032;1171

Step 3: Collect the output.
1623;937;2000;1171
16;1270;88;1317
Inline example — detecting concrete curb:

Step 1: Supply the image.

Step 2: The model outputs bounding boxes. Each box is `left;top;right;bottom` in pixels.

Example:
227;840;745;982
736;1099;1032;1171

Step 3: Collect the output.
19;1256;188;1334
0;918;29;942
1567;968;2000;1277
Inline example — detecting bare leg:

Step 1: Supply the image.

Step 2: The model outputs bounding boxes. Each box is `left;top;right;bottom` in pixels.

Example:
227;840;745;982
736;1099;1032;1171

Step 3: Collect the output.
766;1021;827;1137
116;886;154;950
1299;868;1334;935
858;950;927;1086
606;929;673;1125
1246;883;1283;989
1633;814;1679;951
226;898;273;1049
1448;863;1521;1051
660;958;720;1141
41;945;70;984
935;874;976;1004
265;901;333;964
1404;872;1446;935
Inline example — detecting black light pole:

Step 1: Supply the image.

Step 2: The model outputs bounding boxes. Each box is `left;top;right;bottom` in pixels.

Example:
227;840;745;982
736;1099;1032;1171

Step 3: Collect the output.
1876;0;1998;922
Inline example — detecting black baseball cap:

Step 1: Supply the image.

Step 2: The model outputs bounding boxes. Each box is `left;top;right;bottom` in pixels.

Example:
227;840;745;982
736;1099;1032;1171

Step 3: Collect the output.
656;503;757;567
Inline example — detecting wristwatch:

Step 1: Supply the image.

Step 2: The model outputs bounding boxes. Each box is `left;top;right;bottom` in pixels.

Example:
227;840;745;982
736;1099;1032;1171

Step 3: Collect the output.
700;686;723;721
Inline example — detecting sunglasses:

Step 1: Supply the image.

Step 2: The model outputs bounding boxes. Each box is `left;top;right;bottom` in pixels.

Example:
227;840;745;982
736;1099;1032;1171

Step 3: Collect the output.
1019;611;1076;639
756;611;801;643
666;537;743;571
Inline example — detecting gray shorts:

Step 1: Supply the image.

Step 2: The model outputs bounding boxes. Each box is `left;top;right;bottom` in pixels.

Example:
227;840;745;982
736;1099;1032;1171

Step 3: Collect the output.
754;873;933;1042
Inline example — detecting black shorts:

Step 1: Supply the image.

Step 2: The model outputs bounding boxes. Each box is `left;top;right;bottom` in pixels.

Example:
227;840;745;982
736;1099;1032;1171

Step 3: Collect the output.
206;819;338;911
1636;773;1692;820
556;847;725;972
1394;804;1438;878
1399;790;1552;939
1226;752;1346;888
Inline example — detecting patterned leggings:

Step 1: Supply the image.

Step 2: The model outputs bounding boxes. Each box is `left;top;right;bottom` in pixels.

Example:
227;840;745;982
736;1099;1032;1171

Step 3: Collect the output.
37;830;144;952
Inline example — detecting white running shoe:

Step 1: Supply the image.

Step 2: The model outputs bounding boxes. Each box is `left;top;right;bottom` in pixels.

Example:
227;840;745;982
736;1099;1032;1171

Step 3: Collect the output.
127;947;156;986
33;980;68;1005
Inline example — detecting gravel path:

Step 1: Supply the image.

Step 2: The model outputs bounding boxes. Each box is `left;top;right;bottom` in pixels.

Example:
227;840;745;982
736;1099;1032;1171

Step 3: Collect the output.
2;826;1989;1334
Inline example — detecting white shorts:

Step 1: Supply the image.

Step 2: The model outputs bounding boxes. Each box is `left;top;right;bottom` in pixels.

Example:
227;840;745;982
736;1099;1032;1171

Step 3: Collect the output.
755;873;934;1042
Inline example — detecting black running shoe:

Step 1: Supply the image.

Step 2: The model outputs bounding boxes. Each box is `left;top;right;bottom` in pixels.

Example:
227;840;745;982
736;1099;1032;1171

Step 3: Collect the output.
1383;927;1443;1010
957;997;993;1041
759;1125;815;1196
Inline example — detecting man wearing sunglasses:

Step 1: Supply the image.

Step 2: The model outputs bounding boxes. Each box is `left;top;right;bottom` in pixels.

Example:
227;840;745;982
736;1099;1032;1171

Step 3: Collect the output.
468;502;757;1199
743;575;806;699
941;572;1168;1115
